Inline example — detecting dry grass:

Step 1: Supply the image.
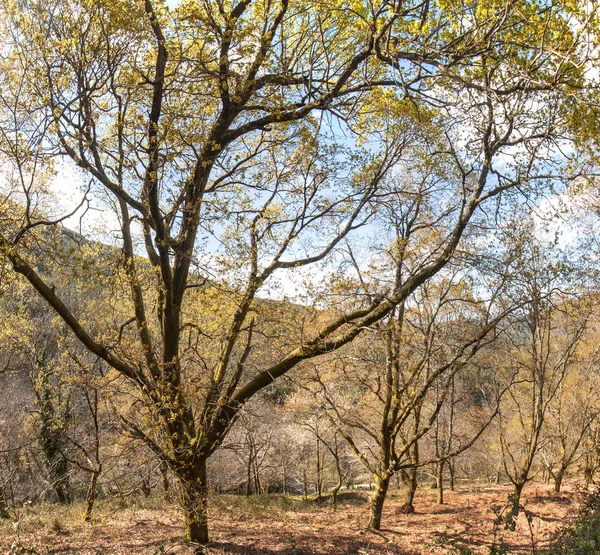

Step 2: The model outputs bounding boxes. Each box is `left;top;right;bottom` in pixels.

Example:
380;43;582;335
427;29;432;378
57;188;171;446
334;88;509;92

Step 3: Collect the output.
0;481;587;554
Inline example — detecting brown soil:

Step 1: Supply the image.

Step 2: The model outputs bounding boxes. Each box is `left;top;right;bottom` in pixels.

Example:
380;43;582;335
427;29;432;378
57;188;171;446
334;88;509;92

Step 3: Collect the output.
0;482;587;554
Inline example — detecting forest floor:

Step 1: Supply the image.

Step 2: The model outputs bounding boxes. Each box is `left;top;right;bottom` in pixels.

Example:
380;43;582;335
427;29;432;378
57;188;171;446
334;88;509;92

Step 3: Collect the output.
0;481;588;555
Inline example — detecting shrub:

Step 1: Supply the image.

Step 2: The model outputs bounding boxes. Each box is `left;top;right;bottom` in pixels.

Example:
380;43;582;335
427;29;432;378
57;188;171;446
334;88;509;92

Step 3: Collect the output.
545;489;600;554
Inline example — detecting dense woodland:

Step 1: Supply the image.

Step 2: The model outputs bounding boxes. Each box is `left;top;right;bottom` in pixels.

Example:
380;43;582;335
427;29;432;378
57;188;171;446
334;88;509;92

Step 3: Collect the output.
2;0;600;553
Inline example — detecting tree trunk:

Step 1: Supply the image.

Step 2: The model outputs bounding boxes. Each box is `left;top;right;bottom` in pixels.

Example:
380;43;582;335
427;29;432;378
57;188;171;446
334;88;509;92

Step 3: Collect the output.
281;467;287;496
55;481;70;504
436;461;444;505
0;487;9;519
503;480;526;530
331;474;342;509
254;472;261;496
141;471;151;497
331;454;343;510
253;454;261;495
512;481;525;513
180;459;209;545
554;469;564;493
245;448;253;497
449;460;456;492
368;475;390;530
542;465;549;484
399;467;417;513
303;469;308;501
585;465;594;488
83;469;100;521
401;439;419;513
160;461;171;500
331;483;340;509
315;440;322;502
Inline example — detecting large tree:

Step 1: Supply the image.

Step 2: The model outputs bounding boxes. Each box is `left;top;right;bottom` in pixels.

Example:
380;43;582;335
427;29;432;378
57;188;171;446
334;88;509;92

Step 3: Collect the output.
0;0;594;545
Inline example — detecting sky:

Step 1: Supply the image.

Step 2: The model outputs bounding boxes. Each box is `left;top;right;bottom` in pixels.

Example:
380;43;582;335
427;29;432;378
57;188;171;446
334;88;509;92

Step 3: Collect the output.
7;0;598;303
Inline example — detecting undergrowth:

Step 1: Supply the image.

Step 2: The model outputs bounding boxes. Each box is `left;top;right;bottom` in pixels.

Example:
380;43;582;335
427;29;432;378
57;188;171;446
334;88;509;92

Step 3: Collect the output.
543;488;600;555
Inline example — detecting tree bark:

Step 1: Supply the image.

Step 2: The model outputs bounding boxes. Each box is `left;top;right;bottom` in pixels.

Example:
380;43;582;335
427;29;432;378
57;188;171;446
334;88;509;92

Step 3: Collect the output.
368;475;390;530
331;451;343;510
55;480;70;505
436;461;444;505
180;459;209;545
83;469;100;521
554;469;564;493
245;452;252;497
513;481;525;510
543;465;550;484
315;439;322;502
331;482;341;509
253;458;261;495
281;467;287;496
303;469;308;501
585;465;594;487
0;487;9;519
160;461;171;499
399;467;417;513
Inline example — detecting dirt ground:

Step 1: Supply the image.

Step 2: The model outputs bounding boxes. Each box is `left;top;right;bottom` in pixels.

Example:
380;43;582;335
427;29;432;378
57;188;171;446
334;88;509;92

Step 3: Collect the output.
0;482;587;555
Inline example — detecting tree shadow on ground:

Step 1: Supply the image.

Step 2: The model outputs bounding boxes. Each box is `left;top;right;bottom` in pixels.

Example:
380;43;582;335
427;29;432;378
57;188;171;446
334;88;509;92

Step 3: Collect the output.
311;491;370;505
204;531;419;555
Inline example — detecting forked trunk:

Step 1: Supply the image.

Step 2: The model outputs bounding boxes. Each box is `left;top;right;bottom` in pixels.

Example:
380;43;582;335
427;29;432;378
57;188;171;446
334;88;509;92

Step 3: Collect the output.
180;459;210;546
368;475;390;530
511;481;526;519
515;481;524;501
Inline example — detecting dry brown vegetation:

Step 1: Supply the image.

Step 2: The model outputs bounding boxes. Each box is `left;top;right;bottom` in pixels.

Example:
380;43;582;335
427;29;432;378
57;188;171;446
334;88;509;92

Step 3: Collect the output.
1;482;585;555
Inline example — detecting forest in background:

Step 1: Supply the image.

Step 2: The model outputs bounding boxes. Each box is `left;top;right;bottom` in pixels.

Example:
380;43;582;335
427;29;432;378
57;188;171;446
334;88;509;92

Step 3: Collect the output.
2;0;600;553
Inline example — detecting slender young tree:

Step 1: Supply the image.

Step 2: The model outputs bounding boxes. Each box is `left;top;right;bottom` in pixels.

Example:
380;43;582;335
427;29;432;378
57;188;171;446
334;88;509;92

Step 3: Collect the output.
496;224;590;510
542;360;600;493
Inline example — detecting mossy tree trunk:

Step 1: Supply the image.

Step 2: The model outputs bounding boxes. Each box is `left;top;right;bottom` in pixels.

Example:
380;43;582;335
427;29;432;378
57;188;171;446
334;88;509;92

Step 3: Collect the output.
180;459;210;545
37;376;71;504
368;475;390;531
400;437;419;513
160;461;171;500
